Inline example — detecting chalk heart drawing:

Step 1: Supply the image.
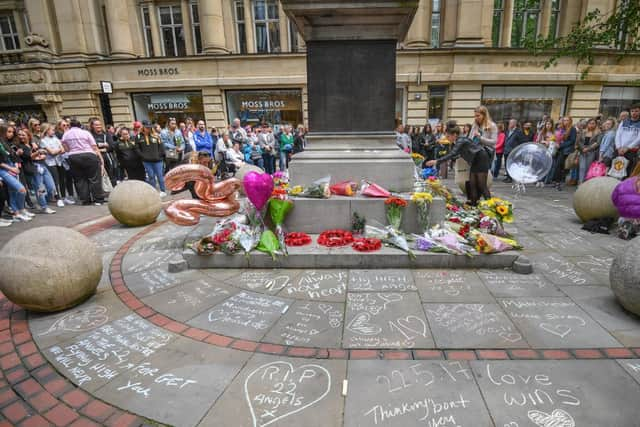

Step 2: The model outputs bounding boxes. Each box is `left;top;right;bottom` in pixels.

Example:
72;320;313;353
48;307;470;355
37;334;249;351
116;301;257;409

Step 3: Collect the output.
528;408;575;427
347;312;382;336
397;316;427;337
539;323;572;339
39;305;109;336
245;361;331;427
498;332;523;343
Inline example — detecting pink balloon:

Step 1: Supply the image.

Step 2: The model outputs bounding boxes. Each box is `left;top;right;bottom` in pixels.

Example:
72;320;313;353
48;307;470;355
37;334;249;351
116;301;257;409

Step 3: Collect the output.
243;171;274;210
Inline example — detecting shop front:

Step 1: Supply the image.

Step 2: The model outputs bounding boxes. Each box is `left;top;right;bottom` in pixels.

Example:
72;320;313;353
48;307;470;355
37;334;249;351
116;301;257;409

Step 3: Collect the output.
225;89;303;128
0;94;47;125
482;85;568;124
131;91;204;127
599;86;640;119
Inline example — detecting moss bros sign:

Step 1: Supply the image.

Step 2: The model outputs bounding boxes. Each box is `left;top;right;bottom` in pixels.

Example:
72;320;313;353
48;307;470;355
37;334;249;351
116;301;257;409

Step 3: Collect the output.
137;67;180;77
147;94;189;111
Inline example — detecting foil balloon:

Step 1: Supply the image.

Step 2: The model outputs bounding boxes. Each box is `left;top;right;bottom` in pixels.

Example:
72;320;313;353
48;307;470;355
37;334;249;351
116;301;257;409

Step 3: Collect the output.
243;171;274;211
164;164;241;226
612;176;640;218
506;143;553;184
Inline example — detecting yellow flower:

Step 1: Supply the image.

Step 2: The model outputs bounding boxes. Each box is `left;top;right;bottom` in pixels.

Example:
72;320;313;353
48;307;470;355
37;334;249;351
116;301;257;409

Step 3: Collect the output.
411;192;433;203
496;205;509;216
289;185;304;195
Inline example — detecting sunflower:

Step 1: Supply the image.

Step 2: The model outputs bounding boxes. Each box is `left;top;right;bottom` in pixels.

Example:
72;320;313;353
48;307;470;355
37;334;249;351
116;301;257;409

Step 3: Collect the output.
496;205;509;216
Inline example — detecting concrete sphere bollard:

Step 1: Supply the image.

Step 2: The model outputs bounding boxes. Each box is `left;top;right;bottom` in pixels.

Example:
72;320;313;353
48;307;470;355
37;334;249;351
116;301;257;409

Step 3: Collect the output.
108;180;162;226
573;177;619;223
0;227;102;312
610;238;640;316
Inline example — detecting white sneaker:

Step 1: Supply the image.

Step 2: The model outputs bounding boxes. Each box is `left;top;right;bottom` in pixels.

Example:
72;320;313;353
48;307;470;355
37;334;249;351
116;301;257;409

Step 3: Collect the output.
0;219;11;227
56;199;65;207
42;207;56;214
16;214;32;222
23;211;35;218
94;202;102;206
64;197;76;205
159;191;167;198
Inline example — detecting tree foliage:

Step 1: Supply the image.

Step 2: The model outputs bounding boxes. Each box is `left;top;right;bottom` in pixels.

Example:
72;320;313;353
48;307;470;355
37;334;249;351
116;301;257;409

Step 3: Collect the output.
523;1;640;79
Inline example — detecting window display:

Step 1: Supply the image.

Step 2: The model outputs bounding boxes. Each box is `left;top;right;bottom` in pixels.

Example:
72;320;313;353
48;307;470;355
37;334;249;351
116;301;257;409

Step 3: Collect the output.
482;85;568;124
132;91;204;127
226;89;302;126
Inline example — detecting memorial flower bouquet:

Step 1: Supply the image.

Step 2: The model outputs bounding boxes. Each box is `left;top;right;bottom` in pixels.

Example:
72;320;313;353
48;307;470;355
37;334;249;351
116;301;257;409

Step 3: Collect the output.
256;230;281;260
385;196;408;230
296;176;332;198
330;181;358;196
425;176;454;202
268;197;294;255
478;197;514;226
365;221;415;259
411;152;425;167
470;230;522;254
411;192;433;232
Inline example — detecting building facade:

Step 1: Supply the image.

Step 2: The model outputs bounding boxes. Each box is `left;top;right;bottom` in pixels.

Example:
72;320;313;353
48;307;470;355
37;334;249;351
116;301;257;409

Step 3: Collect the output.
0;0;638;129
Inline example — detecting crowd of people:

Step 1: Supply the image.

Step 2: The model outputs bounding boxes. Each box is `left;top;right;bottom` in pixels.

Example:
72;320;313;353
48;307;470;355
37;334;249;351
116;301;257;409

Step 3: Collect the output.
397;104;640;193
0;115;307;228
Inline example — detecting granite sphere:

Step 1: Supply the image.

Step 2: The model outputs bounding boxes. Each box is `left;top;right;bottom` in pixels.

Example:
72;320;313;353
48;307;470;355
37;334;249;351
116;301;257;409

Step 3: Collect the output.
0;227;102;312
610;238;640;316
573;177;619;223
108;180;162;226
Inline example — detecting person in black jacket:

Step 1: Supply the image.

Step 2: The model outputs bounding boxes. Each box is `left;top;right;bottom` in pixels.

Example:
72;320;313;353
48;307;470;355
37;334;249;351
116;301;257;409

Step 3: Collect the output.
425;120;491;205
134;121;166;196
502;119;527;183
115;127;145;181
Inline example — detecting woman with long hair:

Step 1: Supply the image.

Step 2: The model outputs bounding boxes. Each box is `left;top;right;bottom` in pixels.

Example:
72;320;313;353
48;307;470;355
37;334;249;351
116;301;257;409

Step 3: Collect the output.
17;128;57;214
425;121;492;205
0;124;33;222
552;116;577;190
578;118;600;183
421;123;436;160
465;105;497;197
40;123;66;207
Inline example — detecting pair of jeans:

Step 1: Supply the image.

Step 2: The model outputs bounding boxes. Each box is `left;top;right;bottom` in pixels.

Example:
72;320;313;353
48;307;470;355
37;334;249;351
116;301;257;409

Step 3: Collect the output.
279;151;289;172
0;169;26;212
68;153;105;203
143;161;165;191
30;164;57;209
262;153;276;175
492;153;503;178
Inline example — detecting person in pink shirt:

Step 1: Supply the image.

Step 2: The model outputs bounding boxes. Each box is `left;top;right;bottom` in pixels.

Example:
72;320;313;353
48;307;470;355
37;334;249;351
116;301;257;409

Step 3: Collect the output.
61;119;105;205
492;122;506;178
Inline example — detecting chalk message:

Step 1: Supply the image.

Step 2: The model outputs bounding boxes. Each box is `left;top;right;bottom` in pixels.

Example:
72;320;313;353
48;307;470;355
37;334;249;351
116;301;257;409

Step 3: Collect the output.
284;271;347;301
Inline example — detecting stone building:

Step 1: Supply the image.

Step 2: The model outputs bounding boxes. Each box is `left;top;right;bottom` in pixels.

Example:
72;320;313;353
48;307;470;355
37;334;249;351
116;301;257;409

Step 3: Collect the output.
0;0;638;129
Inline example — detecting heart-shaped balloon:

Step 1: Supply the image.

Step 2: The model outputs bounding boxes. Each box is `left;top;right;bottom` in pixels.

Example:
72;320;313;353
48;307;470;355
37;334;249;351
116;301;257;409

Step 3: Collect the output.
243;171;274;211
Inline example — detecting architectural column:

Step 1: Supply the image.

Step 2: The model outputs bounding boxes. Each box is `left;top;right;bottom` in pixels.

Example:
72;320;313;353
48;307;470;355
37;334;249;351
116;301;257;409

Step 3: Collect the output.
405;0;431;48
146;1;163;56
501;0;514;47
539;0;552;38
24;0;58;52
198;0;228;53
558;0;583;37
181;0;195;54
104;0;136;57
52;0;88;56
278;2;288;52
126;0;146;56
243;0;256;53
455;0;491;46
441;0;458;47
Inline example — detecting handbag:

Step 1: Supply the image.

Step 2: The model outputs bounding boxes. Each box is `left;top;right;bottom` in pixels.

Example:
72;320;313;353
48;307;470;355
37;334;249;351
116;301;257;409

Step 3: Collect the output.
564;151;579;170
585;161;607;181
608;156;629;180
283;143;293;152
101;169;113;193
165;148;179;160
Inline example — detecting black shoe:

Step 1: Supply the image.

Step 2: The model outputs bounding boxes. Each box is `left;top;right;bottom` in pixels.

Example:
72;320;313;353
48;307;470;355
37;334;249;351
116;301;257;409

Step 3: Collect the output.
502;178;512;183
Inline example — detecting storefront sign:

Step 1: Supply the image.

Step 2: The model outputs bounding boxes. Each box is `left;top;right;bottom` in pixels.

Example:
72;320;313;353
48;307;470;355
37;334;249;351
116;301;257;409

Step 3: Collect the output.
147;94;190;111
241;100;287;110
137;67;180;77
226;89;303;126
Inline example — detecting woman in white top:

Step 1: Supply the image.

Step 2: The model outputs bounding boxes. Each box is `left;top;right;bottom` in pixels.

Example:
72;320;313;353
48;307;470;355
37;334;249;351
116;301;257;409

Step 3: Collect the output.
40;123;67;207
457;106;497;199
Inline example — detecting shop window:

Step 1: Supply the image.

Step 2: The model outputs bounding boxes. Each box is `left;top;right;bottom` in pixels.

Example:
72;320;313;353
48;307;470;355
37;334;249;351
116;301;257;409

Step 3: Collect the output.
131;92;204;128
0;13;20;51
253;0;280;53
482;85;568;125
141;6;154;57
234;0;247;54
431;0;441;48
428;86;447;122
492;0;504;47
511;0;541;48
190;1;202;54
158;5;186;57
226;89;302;126
600;86;640;119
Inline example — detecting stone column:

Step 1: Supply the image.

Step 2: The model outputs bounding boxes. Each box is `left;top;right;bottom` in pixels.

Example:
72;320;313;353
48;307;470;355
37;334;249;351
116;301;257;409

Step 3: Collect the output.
181;0;195;54
278;2;288;52
501;0;514;47
441;0;458;47
405;0;431;48
539;0;552;38
24;0;58;52
454;0;489;46
198;0;228;53
104;0;136;57
558;0;583;37
147;2;163;56
52;0;88;56
243;0;256;53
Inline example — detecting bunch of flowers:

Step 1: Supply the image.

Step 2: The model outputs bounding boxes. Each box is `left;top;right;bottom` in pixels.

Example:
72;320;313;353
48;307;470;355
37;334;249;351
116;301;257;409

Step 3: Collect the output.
351;212;366;235
289;185;304;196
411;152;425;167
272;171;288;188
366;221;414;259
318;229;354;247
425;177;454;201
478;197;514;225
268;197;294;254
384;196;408;230
271;187;288;200
411;192;433;233
470;230;522;254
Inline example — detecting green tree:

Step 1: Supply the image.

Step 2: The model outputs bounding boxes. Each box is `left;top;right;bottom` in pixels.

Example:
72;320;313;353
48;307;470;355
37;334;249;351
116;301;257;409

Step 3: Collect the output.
523;1;640;79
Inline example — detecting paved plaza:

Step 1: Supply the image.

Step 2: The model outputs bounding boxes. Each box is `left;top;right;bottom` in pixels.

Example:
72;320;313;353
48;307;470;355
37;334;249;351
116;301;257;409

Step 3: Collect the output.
0;181;640;426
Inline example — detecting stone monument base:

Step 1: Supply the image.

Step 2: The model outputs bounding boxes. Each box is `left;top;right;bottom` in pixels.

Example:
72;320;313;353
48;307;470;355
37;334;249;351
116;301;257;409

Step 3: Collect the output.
288;133;415;192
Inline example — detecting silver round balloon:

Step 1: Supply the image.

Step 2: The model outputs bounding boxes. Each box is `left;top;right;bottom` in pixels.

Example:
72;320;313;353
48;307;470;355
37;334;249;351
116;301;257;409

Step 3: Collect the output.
506;143;553;184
